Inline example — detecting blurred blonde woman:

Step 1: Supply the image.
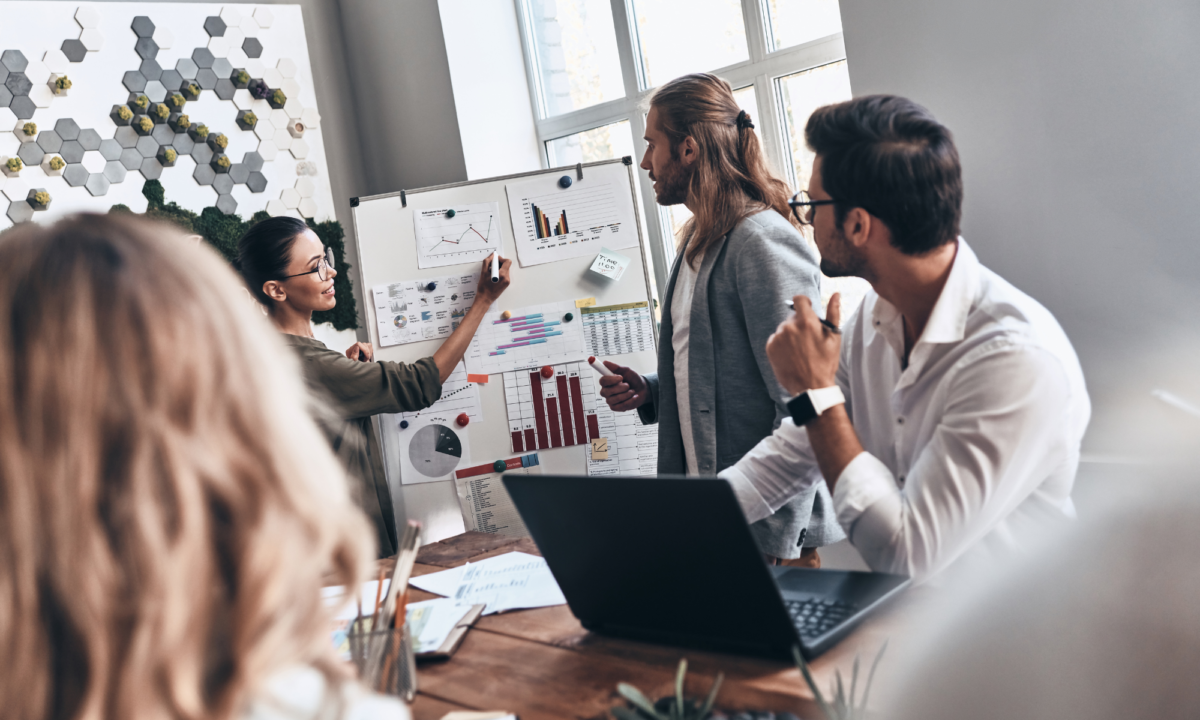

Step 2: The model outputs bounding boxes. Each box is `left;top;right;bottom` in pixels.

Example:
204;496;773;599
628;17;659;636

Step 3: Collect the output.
0;214;406;720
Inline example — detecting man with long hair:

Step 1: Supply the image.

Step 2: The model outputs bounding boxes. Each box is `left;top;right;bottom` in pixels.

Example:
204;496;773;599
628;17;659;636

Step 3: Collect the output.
723;95;1090;580
600;73;843;564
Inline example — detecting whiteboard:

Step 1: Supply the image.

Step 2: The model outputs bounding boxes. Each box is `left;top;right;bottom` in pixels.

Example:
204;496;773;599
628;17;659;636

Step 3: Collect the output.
350;158;659;543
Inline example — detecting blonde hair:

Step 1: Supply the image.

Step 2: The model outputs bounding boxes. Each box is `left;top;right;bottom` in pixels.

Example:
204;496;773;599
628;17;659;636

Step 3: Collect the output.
648;73;800;268
0;214;374;720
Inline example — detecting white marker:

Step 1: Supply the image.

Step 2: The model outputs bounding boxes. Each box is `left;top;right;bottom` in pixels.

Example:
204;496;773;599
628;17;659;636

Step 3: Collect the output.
490;251;501;283
588;356;617;376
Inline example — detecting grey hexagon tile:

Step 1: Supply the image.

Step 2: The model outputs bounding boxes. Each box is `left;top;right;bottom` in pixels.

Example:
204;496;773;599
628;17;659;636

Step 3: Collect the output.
119;147;142;170
17;142;44;166
160;69;183;92
104;160;127;183
211;57;233;78
75;5;101;29
85;173;110;196
139;58;163;82
246;171;267;193
193;162;216;185
242;151;263;172
59;141;84;164
153;27;174;50
139;157;162;180
55;119;80;141
229;163;250;184
213;173;234;194
135;135;158;158
99;138;122;161
1;51;28;73
131;16;155;38
115;126;139;148
10;96;35;120
122;71;147;92
135;37;159;60
204;16;227;37
80;29;105;52
36;131;63;153
176;58;198;80
8;200;34;224
64;164;89;186
151;124;174;144
77;129;102;151
5;72;32;96
61;39;87;63
242;37;263;59
172;133;195;155
192;48;215;69
0;85;11;108
216;193;237;215
214;78;236;100
195;68;218;90
192;143;213;165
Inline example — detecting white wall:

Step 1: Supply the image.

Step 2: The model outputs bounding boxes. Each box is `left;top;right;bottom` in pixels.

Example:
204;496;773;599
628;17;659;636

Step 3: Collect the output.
438;0;541;180
839;0;1200;459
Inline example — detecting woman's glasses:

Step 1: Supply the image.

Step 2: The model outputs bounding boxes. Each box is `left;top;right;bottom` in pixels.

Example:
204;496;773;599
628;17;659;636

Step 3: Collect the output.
280;247;336;281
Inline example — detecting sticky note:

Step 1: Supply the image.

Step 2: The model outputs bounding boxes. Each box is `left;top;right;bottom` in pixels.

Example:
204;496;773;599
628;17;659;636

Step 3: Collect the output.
588;248;630;281
467;373;489;384
590;437;609;460
575;297;597;308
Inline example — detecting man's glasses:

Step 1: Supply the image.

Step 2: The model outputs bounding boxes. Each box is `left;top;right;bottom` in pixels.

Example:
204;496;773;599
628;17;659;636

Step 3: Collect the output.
281;247;336;282
788;190;837;227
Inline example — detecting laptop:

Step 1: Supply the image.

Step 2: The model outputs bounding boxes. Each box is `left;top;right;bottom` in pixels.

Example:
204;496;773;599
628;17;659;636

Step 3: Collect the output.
502;474;910;660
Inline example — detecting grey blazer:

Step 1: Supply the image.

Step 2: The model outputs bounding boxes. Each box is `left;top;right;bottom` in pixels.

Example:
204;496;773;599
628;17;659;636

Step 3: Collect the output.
638;209;845;558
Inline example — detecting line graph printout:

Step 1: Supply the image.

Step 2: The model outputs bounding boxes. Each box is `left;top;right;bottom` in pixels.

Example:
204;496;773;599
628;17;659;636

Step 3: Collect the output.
372;272;478;347
505;169;639;267
389;362;483;425
502;362;600;454
413;201;504;269
463;300;589;375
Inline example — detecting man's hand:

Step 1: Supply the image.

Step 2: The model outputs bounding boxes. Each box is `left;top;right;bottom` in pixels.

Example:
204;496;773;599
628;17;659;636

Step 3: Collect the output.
767;293;842;395
598;361;648;412
475;254;512;306
345;341;374;362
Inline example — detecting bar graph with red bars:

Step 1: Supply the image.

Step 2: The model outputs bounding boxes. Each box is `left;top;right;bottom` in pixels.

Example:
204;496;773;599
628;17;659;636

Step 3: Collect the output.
503;361;600;453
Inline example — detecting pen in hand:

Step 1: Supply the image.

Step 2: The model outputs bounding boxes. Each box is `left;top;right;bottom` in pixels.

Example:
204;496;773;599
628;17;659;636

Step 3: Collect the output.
786;300;841;334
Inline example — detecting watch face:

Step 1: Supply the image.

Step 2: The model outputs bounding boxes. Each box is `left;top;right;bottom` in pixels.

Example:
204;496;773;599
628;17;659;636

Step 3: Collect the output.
787;392;819;427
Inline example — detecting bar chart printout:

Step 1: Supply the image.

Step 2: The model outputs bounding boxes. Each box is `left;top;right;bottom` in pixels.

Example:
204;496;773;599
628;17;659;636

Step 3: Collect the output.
503;362;600;453
464;300;589;375
531;202;569;239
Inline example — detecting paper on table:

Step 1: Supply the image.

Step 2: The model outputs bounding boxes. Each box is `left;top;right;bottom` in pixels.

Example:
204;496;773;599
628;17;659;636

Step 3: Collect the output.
409;551;566;615
410;566;465;597
404;598;474;654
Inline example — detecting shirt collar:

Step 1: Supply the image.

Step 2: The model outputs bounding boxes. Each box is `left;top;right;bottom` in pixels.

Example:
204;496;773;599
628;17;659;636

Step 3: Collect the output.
868;237;979;346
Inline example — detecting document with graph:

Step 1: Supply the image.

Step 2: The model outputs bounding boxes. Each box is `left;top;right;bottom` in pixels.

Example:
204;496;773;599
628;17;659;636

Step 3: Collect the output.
372;272;479;347
413;201;504;269
505;168;639;267
463;300;589;375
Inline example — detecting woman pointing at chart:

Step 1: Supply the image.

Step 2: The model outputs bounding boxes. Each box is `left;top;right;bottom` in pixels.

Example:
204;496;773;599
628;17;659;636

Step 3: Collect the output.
237;217;511;556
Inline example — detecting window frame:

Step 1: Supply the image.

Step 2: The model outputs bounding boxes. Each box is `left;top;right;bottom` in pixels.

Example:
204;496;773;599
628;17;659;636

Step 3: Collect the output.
514;0;848;299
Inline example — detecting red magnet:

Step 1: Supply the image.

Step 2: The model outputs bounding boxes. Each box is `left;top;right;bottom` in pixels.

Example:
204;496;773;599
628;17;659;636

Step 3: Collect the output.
540;365;554;379
456;412;470;427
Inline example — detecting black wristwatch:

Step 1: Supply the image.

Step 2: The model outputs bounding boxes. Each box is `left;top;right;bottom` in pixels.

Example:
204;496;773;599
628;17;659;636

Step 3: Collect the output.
787;386;845;426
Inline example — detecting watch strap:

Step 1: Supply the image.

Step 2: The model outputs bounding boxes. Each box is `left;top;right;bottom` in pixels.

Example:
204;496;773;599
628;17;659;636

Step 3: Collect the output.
787;386;845;426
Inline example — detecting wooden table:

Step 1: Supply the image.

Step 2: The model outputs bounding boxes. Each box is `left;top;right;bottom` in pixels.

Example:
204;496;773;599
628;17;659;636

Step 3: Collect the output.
401;532;912;720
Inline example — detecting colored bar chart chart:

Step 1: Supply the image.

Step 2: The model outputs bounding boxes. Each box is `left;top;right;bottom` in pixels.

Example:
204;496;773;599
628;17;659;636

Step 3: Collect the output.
503;362;601;453
531;203;569;239
464;300;589;375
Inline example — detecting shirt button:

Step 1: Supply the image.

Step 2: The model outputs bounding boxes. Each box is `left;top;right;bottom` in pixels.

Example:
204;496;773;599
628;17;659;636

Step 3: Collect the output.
896;416;905;425
898;474;906;485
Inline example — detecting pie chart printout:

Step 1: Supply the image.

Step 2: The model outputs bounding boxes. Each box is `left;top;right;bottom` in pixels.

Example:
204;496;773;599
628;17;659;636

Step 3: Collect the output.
408;423;465;478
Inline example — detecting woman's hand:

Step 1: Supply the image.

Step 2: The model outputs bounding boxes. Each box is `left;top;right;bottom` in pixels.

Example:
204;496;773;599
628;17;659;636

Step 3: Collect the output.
475;254;512;306
345;341;374;362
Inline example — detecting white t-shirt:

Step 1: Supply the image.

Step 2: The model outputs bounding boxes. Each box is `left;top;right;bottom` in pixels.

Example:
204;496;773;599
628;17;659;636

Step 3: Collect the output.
243;665;410;720
671;247;704;475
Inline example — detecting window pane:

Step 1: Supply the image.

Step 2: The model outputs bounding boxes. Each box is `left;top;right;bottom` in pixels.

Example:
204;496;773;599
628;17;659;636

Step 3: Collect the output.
778;59;868;319
545;120;635;166
631;0;749;88
767;0;843;51
524;0;626;117
732;85;757;117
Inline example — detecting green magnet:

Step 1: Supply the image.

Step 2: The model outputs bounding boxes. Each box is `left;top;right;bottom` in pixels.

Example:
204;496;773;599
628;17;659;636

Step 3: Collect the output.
493;460;507;472
563;312;574;322
446;209;456;218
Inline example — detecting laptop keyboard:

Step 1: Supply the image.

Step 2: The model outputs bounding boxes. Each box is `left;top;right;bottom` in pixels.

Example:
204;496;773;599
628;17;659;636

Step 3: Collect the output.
785;598;858;638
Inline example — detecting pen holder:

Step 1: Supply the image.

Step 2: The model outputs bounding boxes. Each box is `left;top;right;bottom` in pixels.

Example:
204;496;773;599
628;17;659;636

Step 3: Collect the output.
346;621;418;702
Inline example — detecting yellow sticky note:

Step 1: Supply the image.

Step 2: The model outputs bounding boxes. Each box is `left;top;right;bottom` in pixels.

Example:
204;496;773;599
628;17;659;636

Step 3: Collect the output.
575;297;597;308
590;437;609;460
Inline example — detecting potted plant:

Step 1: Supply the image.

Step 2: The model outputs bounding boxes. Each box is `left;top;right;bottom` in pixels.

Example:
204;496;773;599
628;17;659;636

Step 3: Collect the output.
134;115;155;136
210;153;232;173
49;74;72;96
612;661;723;720
150;103;171;124
110;104;135;126
235;109;258;131
26;189;51;211
165;92;186;111
41;155;66;176
248;78;270;100
17;122;37;143
231;68;251;89
188;123;210;142
4;157;23;177
168;113;191;133
206;132;229;152
157;146;177;167
267;88;287;109
288;120;305;139
127;92;151;113
180;81;202;101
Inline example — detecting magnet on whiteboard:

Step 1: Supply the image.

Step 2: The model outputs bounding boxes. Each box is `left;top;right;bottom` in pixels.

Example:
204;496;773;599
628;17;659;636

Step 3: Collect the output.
399;420;409;429
456;412;470;427
492;459;507;472
540;365;554;379
446;208;456;218
501;310;512;320
562;312;574;322
558;175;573;189
425;281;437;291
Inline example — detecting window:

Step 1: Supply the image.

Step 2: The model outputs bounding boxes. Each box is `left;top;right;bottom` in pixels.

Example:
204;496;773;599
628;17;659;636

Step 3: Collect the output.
517;0;856;312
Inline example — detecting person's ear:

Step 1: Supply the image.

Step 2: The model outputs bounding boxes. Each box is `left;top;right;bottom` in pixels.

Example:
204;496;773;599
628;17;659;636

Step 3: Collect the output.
679;136;699;167
262;279;287;303
843;207;873;249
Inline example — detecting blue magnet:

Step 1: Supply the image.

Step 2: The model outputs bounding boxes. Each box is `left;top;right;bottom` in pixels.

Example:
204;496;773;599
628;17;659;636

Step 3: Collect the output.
492;460;507;472
399;420;409;429
562;312;574;322
446;208;456;218
558;175;573;189
425;281;437;291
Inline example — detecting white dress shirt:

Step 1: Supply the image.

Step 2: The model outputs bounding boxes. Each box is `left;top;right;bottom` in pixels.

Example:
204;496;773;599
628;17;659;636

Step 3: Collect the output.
722;240;1090;579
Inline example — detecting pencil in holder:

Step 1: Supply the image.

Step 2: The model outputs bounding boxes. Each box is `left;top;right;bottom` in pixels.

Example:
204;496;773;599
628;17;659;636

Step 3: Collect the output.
346;620;418;701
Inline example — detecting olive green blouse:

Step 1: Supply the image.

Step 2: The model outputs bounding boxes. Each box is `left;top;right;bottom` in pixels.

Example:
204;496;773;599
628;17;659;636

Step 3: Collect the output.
284;335;441;557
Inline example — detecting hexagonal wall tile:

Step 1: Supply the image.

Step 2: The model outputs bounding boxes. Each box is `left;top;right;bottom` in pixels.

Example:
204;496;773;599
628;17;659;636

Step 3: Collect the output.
227;47;249;67
265;198;286;216
256;139;277;162
281;79;301;101
220;6;244;25
208;36;231;57
284;99;303;119
269;109;289;129
60;39;87;63
289;138;308;159
2;178;29;201
271;128;292;151
176;58;198;80
104;160;127;183
0;107;18;130
253;7;274;27
1;50;28;73
239;15;259;36
29;85;53;108
153;27;174;50
99;139;121;161
276;58;298;79
298;197;317;219
295;177;315;198
242;37;263;59
135;37;158;60
75;5;102;29
42;50;70;74
280;187;301;209
225;28;245;49
85;173;111;196
80;29;105;52
131;16;156;38
64;164;89;187
247;171;267;193
262;68;283;89
8;200;34;224
24;60;49;86
232;89;254;110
